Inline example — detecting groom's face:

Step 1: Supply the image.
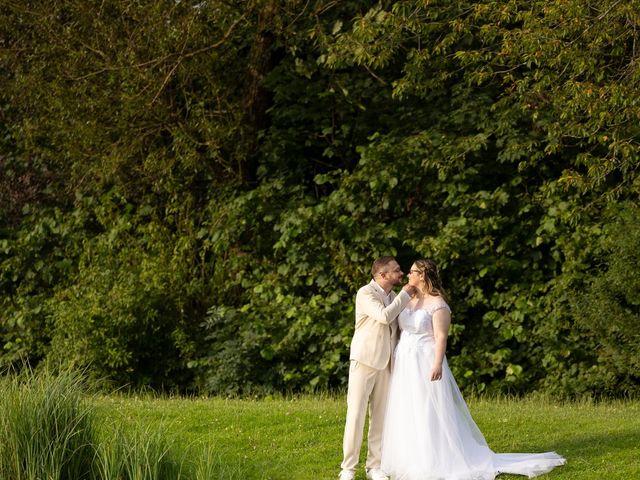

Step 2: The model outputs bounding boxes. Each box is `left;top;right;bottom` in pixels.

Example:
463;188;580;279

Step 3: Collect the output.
382;261;404;286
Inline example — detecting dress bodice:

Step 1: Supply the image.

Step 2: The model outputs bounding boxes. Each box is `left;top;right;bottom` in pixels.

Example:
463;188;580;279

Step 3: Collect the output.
398;297;450;341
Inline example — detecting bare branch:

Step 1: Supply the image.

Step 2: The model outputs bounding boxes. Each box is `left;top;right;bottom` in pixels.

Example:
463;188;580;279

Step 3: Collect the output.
182;13;247;60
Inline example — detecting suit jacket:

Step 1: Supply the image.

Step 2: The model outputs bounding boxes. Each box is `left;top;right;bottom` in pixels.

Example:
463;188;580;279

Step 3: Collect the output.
349;280;411;370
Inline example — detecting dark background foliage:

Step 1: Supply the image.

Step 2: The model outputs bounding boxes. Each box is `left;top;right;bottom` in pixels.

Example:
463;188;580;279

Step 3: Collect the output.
1;0;638;397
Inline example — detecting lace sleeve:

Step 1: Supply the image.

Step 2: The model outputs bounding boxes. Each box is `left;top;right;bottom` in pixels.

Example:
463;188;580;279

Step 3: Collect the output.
429;298;451;315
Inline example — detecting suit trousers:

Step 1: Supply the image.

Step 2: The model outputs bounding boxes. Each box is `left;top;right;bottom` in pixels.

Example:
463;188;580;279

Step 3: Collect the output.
341;359;390;472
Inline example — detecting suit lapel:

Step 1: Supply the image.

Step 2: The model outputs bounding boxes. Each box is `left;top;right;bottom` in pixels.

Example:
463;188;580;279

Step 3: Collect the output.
369;280;388;306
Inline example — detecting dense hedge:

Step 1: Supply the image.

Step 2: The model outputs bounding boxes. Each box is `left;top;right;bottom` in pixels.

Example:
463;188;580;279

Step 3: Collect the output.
1;0;638;397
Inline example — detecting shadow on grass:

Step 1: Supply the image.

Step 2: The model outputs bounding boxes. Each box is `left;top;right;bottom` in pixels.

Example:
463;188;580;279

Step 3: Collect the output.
550;428;640;458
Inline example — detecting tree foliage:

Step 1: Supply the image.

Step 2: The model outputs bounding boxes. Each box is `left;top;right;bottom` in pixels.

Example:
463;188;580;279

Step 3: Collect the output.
1;0;638;397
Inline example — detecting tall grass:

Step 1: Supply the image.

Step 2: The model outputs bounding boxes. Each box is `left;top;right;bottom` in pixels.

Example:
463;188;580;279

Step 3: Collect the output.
193;445;248;480
0;368;96;480
0;368;246;480
93;424;184;480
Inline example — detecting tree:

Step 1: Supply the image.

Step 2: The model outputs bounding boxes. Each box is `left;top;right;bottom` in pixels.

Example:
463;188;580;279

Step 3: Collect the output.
1;0;638;397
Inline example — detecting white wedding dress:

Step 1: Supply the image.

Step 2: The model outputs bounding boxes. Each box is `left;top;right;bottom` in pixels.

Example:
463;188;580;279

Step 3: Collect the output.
381;297;566;480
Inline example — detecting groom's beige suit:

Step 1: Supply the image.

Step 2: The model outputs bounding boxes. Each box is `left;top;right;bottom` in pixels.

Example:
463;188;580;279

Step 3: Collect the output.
341;280;412;472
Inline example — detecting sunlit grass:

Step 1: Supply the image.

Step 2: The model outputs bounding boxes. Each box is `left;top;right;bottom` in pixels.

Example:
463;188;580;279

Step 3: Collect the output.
469;395;640;480
2;369;637;480
93;393;340;479
93;392;640;480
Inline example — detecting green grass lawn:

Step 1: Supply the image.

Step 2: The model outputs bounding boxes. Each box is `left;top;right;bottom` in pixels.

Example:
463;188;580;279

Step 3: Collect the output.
93;394;640;480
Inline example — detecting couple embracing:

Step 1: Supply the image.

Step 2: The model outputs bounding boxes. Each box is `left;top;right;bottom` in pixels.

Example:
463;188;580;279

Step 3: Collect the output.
339;256;565;480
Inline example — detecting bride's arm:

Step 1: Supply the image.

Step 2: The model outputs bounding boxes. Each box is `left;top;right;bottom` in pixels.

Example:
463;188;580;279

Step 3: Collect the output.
430;308;451;381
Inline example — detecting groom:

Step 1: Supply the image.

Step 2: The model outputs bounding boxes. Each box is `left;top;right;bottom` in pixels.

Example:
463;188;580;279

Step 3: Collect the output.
339;256;415;480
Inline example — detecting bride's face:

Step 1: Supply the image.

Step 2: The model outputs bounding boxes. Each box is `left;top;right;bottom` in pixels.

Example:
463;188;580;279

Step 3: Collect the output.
407;264;424;288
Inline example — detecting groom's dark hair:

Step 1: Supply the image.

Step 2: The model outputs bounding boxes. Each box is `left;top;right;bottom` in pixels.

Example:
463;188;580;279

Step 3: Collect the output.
371;256;396;278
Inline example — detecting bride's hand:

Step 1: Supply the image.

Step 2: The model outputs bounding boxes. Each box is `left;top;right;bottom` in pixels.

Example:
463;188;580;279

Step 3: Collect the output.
430;364;442;382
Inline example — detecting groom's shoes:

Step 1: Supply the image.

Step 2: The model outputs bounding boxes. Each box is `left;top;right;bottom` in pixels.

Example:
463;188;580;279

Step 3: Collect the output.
366;469;389;480
338;469;355;480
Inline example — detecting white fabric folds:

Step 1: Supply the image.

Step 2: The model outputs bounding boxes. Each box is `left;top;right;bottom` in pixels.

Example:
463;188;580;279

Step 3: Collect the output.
381;301;566;480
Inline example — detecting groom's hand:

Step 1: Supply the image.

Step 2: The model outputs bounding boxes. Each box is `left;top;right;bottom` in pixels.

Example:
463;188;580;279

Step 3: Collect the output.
402;284;417;296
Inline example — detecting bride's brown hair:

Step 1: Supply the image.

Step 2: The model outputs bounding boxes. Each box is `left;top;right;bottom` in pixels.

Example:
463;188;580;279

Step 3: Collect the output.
413;259;449;302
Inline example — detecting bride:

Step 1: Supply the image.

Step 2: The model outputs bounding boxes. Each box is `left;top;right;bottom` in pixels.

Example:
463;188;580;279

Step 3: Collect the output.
380;259;566;480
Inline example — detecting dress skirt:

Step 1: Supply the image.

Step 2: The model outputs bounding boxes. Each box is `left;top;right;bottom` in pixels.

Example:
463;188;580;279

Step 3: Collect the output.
381;333;565;480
